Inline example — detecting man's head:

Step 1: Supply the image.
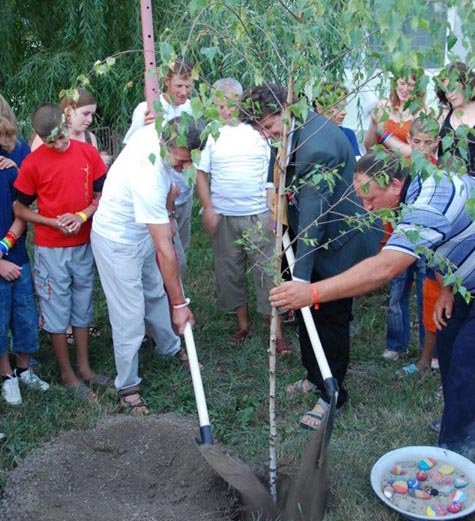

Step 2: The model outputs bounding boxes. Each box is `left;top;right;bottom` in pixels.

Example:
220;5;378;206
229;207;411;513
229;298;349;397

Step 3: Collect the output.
163;59;194;106
212;78;243;121
240;84;287;139
354;152;409;212
161;115;205;172
313;82;349;126
32;104;70;152
409;117;440;157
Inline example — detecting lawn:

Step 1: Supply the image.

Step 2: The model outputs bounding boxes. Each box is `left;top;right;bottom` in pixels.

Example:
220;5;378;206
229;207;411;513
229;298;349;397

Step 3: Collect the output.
0;202;456;520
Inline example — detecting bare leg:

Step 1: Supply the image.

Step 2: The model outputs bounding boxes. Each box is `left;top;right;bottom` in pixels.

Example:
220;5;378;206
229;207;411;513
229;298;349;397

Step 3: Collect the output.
0;352;13;376
73;326;96;381
13;353;30;370
416;329;436;370
236;303;249;332
50;332;82;388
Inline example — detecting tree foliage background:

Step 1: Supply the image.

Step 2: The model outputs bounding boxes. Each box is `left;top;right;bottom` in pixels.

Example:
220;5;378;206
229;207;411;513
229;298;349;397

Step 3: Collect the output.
1;0;474;138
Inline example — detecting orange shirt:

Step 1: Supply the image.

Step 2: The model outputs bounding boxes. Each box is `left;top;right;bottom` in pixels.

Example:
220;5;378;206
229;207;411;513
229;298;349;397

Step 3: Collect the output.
384;118;412;144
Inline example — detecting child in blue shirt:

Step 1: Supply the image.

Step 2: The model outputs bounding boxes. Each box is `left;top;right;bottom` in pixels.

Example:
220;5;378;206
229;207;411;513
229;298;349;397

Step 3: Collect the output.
0;115;49;406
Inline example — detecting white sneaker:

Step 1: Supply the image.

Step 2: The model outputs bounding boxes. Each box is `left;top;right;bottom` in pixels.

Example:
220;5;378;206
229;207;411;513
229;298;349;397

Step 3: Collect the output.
382;349;401;361
17;368;50;391
430;358;439;370
2;375;22;405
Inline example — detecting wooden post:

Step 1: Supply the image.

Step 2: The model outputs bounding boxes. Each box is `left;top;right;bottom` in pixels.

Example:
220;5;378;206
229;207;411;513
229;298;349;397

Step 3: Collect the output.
139;0;160;113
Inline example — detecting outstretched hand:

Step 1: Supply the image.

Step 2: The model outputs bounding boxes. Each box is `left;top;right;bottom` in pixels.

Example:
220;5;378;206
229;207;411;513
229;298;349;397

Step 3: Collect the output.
269;281;314;310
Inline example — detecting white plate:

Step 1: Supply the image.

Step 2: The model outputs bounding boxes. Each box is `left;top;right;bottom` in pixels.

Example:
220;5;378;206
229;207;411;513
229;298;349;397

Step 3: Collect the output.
371;446;475;520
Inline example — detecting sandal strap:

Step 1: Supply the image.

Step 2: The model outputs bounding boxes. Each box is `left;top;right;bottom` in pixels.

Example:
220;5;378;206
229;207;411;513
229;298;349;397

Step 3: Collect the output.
118;385;141;398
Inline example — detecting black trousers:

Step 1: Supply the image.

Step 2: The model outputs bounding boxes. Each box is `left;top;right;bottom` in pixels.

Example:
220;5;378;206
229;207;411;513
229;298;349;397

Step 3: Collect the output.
298;276;353;409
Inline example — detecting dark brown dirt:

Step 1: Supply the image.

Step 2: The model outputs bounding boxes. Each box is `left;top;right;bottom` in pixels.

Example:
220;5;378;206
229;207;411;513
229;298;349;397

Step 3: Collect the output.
1;413;238;521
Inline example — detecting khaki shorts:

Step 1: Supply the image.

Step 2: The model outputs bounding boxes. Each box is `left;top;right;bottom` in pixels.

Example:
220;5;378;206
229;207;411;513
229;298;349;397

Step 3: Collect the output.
212;212;274;315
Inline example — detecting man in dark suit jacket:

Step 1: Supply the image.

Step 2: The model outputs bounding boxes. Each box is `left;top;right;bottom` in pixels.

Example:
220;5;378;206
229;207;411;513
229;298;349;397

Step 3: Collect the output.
242;84;381;430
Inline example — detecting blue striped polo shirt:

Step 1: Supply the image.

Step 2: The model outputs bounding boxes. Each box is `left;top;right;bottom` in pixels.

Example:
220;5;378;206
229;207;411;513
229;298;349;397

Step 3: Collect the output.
384;172;475;292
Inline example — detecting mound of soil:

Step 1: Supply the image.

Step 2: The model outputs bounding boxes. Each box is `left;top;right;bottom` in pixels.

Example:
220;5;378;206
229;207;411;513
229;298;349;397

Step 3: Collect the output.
1;414;237;521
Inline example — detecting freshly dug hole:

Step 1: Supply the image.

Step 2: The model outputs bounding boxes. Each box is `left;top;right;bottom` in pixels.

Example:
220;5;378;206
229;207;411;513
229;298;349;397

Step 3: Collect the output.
1;414;240;521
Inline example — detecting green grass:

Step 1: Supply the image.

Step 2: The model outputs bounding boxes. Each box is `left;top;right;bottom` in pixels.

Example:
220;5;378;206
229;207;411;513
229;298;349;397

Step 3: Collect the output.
1;204;467;520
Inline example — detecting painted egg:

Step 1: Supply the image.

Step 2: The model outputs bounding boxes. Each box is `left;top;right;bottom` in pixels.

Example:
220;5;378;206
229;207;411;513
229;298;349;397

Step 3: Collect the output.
416;471;428;481
447;501;463;514
426;504;447;517
451;490;467;503
454;478;469;489
391;464;407;476
408;478;421;490
442;477;453;485
383;486;394;499
392;480;408;494
409;489;432;499
418;457;436;470
439;464;455;476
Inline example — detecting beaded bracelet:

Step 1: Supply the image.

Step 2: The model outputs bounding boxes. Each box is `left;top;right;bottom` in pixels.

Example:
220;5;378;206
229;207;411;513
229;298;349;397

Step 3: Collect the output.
0;231;18;256
311;284;320;310
172;297;191;310
76;211;88;223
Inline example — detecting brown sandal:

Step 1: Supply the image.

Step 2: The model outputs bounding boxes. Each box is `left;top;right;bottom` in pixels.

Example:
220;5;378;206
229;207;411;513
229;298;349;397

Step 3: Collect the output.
118;386;150;416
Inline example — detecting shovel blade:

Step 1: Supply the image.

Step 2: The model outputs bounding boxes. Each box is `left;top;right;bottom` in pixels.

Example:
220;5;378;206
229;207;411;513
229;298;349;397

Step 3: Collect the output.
284;391;337;521
197;442;280;520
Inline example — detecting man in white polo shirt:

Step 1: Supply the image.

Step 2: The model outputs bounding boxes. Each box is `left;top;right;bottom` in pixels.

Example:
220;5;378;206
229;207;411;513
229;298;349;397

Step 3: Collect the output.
196;78;289;352
92;116;204;415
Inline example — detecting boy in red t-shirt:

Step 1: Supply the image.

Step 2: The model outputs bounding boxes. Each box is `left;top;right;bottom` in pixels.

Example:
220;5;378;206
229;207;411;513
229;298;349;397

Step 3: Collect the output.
14;104;108;399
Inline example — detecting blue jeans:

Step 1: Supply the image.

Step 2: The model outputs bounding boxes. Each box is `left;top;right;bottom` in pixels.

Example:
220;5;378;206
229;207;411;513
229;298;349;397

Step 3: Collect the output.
0;263;39;357
386;258;425;352
437;294;475;460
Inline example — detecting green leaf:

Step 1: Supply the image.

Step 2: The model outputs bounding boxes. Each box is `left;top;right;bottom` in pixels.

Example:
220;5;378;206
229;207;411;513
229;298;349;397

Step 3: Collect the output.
148;153;156;165
447;33;457;51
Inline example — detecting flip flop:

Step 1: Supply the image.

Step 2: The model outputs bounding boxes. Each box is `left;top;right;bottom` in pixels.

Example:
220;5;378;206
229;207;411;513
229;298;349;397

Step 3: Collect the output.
69;382;96;401
396;363;419;378
85;373;110;387
286;379;317;394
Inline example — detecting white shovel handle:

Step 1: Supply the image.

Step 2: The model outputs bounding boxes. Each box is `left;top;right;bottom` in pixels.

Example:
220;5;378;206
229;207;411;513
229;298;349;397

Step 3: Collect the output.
282;231;333;382
183;322;210;428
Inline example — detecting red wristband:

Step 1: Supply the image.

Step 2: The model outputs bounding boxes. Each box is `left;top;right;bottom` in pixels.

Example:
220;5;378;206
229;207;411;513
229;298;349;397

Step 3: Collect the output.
311;284;319;310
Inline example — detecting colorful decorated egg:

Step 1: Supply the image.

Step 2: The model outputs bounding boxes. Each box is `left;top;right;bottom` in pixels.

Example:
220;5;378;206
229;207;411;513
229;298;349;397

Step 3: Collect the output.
447;501;463;514
454;478;469;489
451;490;467;503
392;480;408;494
416;470;428;481
439;464;455;476
419;457;437;471
408;489;432;499
426;503;447;517
407;478;421;490
391;464;407;476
